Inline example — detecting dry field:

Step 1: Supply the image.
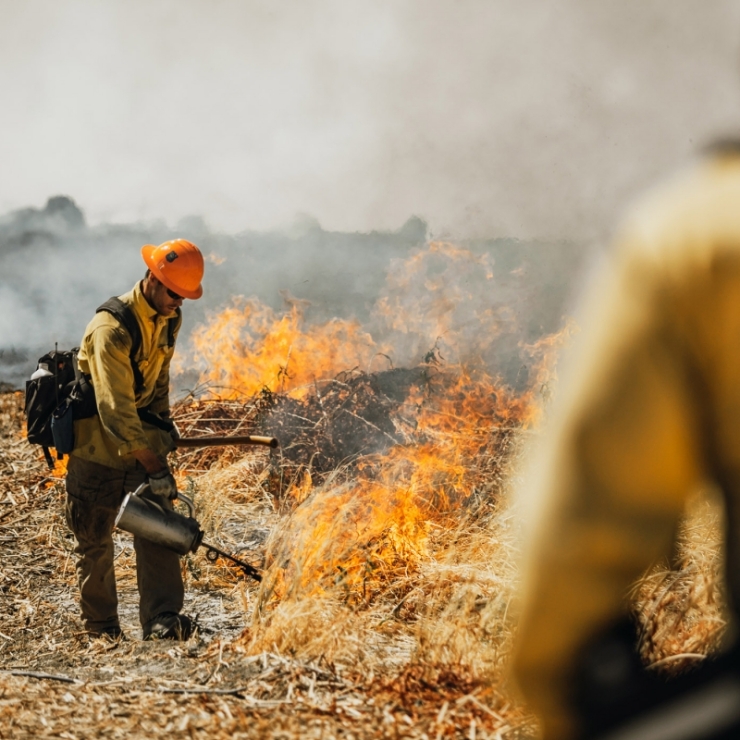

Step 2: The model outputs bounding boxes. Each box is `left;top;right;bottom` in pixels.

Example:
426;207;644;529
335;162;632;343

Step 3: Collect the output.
0;246;729;739
0;382;536;740
0;373;727;740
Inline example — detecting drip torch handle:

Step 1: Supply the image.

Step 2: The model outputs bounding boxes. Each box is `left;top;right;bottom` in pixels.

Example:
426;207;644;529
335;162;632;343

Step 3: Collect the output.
175;435;279;449
174;491;195;519
132;482;150;498
131;483;196;520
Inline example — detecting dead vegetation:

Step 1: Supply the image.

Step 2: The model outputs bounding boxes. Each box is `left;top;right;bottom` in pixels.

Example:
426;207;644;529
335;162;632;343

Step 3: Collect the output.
0;357;729;740
633;488;728;674
0;385;534;740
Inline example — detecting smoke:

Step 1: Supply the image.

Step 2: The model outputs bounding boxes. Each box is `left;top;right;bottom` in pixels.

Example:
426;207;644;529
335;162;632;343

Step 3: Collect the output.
3;3;740;384
1;2;740;243
0;197;585;389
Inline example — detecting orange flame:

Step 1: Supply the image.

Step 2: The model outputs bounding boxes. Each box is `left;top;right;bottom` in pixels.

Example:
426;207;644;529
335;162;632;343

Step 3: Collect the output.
52;456;68;477
43;454;68;487
262;364;547;604
18;405;69;483
182;299;381;398
185;242;573;606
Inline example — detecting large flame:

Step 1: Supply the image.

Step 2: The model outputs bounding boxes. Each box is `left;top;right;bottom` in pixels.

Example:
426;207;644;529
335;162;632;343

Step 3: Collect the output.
180;242;573;606
260;365;544;605
184;298;381;398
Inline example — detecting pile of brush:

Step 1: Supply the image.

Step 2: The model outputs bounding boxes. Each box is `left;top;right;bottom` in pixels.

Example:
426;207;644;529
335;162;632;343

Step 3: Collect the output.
173;363;449;490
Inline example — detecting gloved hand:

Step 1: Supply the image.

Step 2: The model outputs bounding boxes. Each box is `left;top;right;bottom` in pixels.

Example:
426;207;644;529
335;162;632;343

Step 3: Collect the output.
148;468;178;500
158;413;180;439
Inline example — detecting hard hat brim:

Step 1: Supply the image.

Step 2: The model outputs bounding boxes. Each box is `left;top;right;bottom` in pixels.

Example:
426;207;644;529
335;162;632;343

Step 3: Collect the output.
141;244;203;299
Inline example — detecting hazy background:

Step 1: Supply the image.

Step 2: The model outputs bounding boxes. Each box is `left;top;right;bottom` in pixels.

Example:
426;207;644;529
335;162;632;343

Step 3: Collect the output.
0;197;581;390
3;0;740;241
2;1;740;388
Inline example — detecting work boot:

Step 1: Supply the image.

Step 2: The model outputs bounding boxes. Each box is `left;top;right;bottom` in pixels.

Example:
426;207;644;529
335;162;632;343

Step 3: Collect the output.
143;612;196;641
90;625;125;642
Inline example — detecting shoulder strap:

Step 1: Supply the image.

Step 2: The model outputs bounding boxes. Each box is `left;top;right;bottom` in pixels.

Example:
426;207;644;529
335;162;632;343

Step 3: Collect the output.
167;308;181;348
96;297;146;393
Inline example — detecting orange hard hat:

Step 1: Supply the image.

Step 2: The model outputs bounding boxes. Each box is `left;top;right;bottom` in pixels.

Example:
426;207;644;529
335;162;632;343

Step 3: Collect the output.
141;239;204;300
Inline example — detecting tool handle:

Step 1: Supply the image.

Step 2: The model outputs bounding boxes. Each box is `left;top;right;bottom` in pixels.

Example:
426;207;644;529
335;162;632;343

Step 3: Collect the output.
174;491;195;519
131;483;196;519
175;435;278;449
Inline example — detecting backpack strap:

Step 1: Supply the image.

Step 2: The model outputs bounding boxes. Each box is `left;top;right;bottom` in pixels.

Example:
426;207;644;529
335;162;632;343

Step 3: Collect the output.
96;297;146;393
41;446;55;470
167;308;181;348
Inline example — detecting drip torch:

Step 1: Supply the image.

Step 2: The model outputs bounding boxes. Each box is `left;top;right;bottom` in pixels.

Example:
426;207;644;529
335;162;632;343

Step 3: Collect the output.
115;434;278;582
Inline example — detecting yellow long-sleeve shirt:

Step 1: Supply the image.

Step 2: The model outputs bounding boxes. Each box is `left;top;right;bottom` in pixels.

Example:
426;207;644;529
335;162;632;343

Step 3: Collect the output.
71;281;181;470
512;147;740;739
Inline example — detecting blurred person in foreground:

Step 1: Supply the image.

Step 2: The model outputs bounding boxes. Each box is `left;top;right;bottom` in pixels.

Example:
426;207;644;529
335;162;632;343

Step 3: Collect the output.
512;143;740;740
65;239;204;641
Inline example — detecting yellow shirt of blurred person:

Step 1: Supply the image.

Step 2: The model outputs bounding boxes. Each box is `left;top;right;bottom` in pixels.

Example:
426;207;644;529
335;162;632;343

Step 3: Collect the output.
72;281;180;470
512;145;740;739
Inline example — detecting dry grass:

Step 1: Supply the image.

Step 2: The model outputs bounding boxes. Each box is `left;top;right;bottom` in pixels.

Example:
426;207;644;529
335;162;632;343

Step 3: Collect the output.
633;487;728;674
0;381;729;739
0;390;531;739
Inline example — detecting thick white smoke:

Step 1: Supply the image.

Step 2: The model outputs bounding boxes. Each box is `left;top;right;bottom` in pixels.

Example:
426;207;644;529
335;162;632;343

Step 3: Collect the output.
1;2;739;243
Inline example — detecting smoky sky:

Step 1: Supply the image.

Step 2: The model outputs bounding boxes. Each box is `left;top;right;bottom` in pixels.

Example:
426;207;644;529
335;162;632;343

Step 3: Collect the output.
2;1;740;243
0;197;585;391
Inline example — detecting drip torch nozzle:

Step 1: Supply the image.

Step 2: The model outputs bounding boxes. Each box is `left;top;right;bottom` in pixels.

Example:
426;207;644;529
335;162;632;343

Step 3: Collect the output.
202;542;262;582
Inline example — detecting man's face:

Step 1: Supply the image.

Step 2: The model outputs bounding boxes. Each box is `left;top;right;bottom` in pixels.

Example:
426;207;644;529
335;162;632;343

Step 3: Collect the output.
149;276;184;317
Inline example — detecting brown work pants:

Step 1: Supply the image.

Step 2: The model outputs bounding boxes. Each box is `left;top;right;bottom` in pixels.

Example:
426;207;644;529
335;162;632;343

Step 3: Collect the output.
65;456;184;634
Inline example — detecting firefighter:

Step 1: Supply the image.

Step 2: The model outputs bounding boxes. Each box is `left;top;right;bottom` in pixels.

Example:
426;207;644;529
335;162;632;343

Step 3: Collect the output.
65;239;204;640
512;143;740;739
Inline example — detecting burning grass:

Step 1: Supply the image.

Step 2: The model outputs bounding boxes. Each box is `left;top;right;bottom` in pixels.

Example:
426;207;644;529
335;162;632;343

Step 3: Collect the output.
0;243;730;737
171;352;540;737
0;385;533;739
173;355;531;608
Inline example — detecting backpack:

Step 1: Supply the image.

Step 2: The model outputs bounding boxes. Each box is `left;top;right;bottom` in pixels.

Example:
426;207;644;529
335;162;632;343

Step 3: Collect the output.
24;347;82;468
24;297;180;469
